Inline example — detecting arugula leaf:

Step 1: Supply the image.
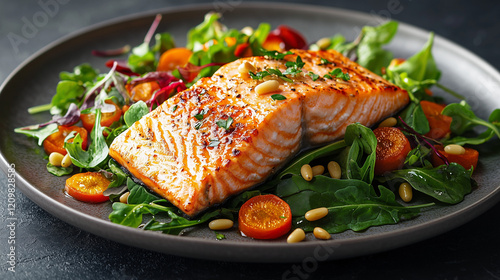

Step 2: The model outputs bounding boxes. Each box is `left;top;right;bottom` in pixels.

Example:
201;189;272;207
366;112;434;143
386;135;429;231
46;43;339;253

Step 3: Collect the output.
106;160;128;189
128;42;156;74
187;12;225;51
388;163;472;204
14;123;58;146
442;101;500;136
65;109;109;169
124;100;149;127
276;175;431;233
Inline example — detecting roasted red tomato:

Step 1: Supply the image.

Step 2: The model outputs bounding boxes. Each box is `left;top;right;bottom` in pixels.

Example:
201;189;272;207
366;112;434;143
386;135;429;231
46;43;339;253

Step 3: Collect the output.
43;125;88;155
65;172;110;203
238;194;292;239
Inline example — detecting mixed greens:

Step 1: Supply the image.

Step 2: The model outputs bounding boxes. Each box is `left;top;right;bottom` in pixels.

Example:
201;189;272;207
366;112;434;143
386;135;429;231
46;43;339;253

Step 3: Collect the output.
15;14;500;238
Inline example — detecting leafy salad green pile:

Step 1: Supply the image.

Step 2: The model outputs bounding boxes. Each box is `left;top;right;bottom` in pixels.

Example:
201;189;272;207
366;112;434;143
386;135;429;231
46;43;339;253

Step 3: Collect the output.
15;13;500;238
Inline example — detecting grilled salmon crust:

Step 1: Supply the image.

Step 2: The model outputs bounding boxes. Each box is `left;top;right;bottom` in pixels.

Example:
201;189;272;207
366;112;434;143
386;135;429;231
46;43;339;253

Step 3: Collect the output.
109;49;409;217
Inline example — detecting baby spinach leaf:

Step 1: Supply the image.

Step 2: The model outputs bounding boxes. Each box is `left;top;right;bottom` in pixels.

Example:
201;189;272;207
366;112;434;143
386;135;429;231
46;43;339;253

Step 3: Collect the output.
124;100;149;127
126;177;161;204
50;80;85;113
59;63;98;84
389;32;440;83
356;21;398;74
46;162;73;177
143;209;225;235
65;110;109;169
108;200;172;228
277;140;347;179
128;42;156;74
389;163;472;204
276;175;431;233
153;32;175;54
342;123;377;184
399;102;430;135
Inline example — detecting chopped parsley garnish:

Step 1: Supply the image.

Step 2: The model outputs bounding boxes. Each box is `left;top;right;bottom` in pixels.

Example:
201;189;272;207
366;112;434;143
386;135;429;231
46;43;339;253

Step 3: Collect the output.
216;116;233;130
208;138;220;147
249;69;293;83
308;71;320;81
283;56;305;76
194;121;204;130
194;108;208;120
325;68;350;81
260;49;294;60
319;57;332;65
171;105;178;112
215;232;226;240
271;94;287;101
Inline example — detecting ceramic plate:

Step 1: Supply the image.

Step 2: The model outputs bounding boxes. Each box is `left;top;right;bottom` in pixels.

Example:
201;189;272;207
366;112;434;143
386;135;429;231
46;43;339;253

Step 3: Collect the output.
1;3;500;262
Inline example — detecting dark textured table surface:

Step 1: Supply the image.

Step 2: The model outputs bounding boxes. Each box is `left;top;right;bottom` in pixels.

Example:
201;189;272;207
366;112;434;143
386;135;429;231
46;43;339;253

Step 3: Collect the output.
1;0;499;279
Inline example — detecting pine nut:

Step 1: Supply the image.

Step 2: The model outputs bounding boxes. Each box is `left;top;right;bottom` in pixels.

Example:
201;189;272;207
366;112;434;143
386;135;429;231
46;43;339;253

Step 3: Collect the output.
241;26;254;36
255;80;280;95
300;164;313;181
305;207;328;221
287;228;305;243
378;117;397;128
208;219;234;231
327;161;341;179
399;182;413;202
49;152;64;166
61;153;72;168
313;227;331;240
444;144;465;155
312;165;325;176
119;191;130;204
316;37;331;50
238;61;256;75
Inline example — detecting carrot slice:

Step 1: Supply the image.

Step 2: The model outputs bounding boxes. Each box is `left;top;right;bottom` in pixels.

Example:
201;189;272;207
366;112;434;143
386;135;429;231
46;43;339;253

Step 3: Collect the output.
65;172;110;203
431;145;478;170
373;127;412;175
157;47;193;72
420;100;452;139
238;194;292;240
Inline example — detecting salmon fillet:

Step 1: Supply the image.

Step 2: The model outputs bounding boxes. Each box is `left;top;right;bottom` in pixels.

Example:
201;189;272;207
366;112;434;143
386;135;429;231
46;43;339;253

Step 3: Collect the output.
109;49;409;216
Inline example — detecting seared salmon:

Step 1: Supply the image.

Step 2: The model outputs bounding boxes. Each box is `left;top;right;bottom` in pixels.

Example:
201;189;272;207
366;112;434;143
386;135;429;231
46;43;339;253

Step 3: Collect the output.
109;49;409;216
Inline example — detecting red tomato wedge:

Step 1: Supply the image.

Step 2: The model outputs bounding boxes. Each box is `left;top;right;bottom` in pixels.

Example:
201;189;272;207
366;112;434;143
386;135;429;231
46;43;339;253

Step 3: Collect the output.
420;100;452;139
43;125;88;155
157;47;193;72
431;145;479;170
373;127;412;175
263;25;307;51
238;194;292;240
80;100;122;133
65;172;111;203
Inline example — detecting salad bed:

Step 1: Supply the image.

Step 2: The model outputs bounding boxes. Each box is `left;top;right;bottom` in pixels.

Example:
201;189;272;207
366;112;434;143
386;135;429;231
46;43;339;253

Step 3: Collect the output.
13;12;500;242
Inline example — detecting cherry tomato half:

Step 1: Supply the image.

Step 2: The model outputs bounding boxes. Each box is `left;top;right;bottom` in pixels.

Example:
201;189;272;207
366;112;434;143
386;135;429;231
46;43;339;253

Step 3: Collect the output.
157;47;193;72
43;125;88;155
80;100;122;133
238;194;292;239
65;172;110;203
263;25;307;51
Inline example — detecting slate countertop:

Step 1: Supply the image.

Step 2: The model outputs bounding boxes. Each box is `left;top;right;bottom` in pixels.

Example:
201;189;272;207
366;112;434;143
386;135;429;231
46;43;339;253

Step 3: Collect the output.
1;0;499;279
